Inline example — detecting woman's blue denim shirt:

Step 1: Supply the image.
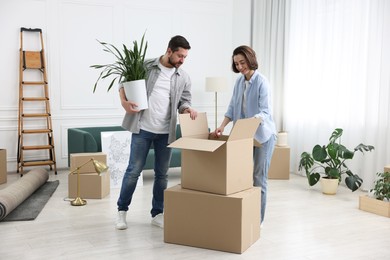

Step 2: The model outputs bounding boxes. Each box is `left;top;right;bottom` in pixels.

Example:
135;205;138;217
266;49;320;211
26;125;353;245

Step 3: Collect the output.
225;70;276;144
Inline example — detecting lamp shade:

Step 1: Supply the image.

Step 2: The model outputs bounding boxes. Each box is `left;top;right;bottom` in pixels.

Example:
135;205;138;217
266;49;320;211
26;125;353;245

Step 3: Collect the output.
93;159;108;174
205;77;227;92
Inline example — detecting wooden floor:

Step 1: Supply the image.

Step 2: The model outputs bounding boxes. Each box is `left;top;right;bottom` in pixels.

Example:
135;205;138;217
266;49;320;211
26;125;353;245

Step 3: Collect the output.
0;168;389;260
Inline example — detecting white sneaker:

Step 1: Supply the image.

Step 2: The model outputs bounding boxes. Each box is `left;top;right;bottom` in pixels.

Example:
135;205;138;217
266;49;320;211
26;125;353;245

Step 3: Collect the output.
151;213;164;228
116;211;127;230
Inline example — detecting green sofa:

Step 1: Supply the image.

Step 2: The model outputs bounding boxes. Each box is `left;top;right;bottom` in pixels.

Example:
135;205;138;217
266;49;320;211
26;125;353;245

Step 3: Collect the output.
67;125;182;169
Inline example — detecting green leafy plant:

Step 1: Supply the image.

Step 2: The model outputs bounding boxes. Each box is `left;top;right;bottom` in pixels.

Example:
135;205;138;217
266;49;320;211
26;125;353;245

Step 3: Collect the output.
370;172;390;201
91;32;148;93
298;128;374;192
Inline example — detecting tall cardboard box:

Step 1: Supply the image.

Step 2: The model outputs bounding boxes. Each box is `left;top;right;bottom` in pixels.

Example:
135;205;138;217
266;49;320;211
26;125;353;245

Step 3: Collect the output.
268;146;290;180
169;113;261;195
0;149;6;184
164;185;261;254
70;152;107;174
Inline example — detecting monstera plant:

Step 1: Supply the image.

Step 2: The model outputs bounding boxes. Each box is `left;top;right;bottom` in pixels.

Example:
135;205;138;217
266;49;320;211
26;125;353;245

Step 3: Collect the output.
299;128;374;192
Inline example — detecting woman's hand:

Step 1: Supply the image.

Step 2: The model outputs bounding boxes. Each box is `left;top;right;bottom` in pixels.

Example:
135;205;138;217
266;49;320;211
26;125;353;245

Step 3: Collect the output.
211;127;224;138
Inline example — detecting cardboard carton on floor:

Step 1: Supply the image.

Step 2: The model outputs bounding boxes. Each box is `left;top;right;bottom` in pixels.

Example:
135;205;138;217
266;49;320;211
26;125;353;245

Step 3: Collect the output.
385;165;390;172
164;185;261;254
268;146;290;180
0;149;6;184
70;152;107;174
68;170;110;199
169;113;261;195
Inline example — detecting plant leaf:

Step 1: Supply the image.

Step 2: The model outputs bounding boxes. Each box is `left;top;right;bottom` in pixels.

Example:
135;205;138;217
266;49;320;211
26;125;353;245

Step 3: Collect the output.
329;128;343;143
345;174;363;192
308;172;321;186
312;145;327;161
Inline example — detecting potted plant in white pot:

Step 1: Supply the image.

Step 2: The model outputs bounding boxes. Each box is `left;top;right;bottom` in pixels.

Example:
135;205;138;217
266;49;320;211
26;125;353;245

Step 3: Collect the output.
91;32;148;110
359;171;390;217
298;128;374;194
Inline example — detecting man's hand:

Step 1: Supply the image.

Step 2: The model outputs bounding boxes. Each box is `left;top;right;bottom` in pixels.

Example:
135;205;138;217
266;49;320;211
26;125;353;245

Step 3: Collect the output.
121;100;140;114
183;108;198;120
119;88;140;114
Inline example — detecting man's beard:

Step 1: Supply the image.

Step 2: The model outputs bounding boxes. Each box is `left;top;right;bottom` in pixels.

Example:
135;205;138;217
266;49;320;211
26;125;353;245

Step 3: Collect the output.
168;57;182;68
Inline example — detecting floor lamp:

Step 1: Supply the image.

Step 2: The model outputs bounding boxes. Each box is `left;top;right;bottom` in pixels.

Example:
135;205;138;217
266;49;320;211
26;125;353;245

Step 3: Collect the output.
205;77;227;129
69;158;108;206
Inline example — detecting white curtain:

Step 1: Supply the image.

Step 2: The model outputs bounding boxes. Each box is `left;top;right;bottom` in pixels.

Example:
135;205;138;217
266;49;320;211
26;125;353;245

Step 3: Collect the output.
253;0;390;190
253;0;286;132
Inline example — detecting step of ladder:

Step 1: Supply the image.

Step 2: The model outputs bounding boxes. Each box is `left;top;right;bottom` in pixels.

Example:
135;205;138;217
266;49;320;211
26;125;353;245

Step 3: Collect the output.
22;145;54;150
21;81;47;85
22;129;52;134
22;97;49;101
22;160;55;167
22;113;51;118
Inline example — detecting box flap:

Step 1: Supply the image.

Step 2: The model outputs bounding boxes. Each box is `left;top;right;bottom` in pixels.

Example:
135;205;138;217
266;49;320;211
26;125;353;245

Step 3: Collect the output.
169;137;225;152
179;112;209;137
228;117;261;141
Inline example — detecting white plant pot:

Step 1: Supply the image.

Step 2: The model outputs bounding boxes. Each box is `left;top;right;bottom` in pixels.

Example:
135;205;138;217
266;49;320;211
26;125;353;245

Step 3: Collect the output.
122;79;148;110
320;178;339;195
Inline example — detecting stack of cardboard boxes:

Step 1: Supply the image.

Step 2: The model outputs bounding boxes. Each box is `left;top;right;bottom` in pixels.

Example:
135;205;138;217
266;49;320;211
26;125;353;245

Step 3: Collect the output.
164;113;261;254
68;152;110;199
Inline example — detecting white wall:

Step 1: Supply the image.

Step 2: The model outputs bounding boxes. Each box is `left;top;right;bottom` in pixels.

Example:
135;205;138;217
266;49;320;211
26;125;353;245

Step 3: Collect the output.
0;0;251;171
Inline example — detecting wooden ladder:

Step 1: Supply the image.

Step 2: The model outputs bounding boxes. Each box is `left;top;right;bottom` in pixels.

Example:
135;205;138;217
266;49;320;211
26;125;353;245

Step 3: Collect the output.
17;27;57;176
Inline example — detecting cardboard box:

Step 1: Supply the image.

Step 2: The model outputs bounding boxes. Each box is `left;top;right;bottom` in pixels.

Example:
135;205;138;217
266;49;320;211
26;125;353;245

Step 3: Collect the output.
169;113;261;195
70;152;107;174
0;149;6;184
359;195;390;218
164;185;261;254
384;165;390;172
68;170;110;199
268;146;290;180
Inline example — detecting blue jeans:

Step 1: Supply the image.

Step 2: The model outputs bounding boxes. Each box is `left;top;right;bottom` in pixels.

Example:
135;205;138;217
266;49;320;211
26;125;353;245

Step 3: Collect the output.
253;135;276;223
117;129;172;217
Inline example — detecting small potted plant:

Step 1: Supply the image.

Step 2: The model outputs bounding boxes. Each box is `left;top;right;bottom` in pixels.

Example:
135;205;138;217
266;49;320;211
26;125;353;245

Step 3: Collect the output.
91;32;148;110
359;171;390;217
299;128;374;194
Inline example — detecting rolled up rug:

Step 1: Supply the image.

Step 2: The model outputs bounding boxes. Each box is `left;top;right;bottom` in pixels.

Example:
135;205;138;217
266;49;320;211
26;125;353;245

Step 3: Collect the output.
0;168;48;221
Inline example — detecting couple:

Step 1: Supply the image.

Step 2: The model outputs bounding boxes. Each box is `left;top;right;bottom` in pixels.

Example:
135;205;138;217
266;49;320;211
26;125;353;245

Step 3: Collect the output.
116;36;276;230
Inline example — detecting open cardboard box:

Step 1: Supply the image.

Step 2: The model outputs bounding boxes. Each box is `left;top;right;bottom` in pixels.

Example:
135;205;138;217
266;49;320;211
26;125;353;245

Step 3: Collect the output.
169;113;261;195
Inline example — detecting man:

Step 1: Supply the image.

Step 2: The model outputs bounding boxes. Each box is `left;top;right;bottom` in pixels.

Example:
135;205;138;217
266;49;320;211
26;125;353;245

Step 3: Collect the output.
116;35;197;230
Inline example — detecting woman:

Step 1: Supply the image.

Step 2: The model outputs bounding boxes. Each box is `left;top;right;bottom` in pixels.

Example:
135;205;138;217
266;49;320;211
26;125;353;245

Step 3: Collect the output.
212;45;276;226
